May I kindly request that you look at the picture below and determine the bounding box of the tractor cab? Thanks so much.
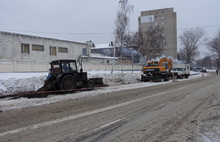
[50,60,78,74]
[147,61,159,66]
[48,60,88,81]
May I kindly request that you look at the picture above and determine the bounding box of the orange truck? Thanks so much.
[141,58,173,82]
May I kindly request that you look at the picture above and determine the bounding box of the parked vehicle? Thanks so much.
[141,58,173,82]
[171,63,190,79]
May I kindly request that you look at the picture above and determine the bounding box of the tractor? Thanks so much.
[37,59,103,94]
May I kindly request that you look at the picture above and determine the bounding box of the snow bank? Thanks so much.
[0,71,205,111]
[0,71,142,94]
[89,71,141,86]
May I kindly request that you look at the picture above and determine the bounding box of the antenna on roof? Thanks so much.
[109,41,114,47]
[92,42,95,47]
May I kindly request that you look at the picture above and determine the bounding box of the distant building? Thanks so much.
[0,31,90,61]
[138,8,177,58]
[91,44,142,64]
[91,44,114,57]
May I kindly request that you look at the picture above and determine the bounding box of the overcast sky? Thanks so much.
[0,0,220,49]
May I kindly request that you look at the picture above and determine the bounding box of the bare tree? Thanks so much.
[114,0,133,47]
[113,0,133,73]
[122,26,165,63]
[207,30,220,68]
[179,28,207,64]
[138,26,165,61]
[177,48,186,61]
[124,32,139,47]
[196,55,212,69]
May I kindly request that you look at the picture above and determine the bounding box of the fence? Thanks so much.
[0,60,142,73]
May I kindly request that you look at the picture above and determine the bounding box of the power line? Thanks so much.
[1,24,220,36]
[177,25,220,31]
[178,8,220,12]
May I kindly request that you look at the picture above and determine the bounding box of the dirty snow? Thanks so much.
[1,71,216,142]
[0,70,206,112]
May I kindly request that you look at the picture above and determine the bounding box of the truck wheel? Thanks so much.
[164,77,170,81]
[141,76,149,82]
[155,75,162,82]
[59,75,76,91]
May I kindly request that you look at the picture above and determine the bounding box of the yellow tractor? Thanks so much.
[141,58,173,82]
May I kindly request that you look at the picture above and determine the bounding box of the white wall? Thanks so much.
[0,60,142,72]
[0,32,88,61]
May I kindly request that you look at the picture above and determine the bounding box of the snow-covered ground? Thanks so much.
[0,71,206,111]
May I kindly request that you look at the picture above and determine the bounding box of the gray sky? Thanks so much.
[0,0,220,48]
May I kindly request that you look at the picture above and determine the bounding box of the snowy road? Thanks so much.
[0,72,219,142]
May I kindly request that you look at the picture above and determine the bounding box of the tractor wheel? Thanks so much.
[59,75,76,91]
[87,80,95,90]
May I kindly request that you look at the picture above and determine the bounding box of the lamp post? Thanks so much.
[111,42,115,74]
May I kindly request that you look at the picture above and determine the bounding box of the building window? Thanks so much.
[58,47,68,53]
[50,46,57,56]
[83,48,87,56]
[21,43,30,54]
[149,22,154,26]
[32,44,44,51]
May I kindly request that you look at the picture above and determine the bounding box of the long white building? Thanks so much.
[0,31,90,61]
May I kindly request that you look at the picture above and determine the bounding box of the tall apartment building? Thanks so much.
[138,8,177,59]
